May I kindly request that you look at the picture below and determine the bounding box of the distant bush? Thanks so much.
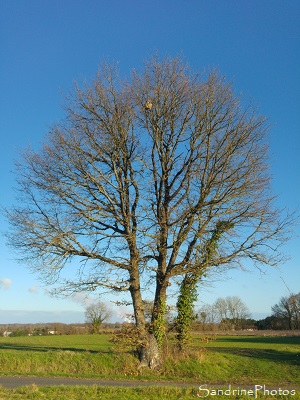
[10,329,28,337]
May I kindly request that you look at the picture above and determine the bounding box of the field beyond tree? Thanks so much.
[0,333,299,384]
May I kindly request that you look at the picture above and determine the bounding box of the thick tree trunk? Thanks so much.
[151,280,168,348]
[175,273,198,350]
[129,264,162,369]
[152,280,167,320]
[137,333,161,369]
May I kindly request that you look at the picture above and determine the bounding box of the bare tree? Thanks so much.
[85,301,111,333]
[225,296,251,328]
[6,55,293,368]
[198,303,217,327]
[214,296,250,329]
[214,297,230,321]
[272,293,300,330]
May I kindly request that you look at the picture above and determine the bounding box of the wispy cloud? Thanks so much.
[28,285,39,294]
[114,304,133,323]
[0,278,12,290]
[71,292,94,307]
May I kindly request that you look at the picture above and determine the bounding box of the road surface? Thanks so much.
[0,376,198,389]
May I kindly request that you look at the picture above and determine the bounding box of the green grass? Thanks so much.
[0,385,299,400]
[0,333,299,386]
[190,334,300,385]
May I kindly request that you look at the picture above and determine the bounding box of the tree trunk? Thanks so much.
[175,273,198,350]
[151,280,168,347]
[129,265,162,369]
[137,333,161,369]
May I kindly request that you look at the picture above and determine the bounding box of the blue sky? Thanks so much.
[0,0,299,324]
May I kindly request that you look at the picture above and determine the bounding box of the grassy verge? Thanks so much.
[0,385,299,400]
[0,334,299,385]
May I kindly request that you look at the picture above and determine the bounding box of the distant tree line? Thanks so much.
[1,292,299,338]
[0,322,121,337]
[195,292,300,331]
[195,296,254,331]
[256,292,300,330]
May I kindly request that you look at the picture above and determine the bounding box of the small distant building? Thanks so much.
[48,330,56,335]
[3,331,12,337]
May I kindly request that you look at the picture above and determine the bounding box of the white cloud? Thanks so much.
[28,285,39,294]
[71,292,94,307]
[0,278,12,290]
[114,304,133,323]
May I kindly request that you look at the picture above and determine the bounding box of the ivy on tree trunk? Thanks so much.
[175,221,234,350]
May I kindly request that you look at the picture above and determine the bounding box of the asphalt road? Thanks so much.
[0,376,198,389]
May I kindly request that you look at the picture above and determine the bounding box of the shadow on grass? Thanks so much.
[0,342,117,354]
[214,336,300,345]
[206,346,300,366]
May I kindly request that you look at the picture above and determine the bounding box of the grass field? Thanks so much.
[0,333,299,399]
[0,385,298,400]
